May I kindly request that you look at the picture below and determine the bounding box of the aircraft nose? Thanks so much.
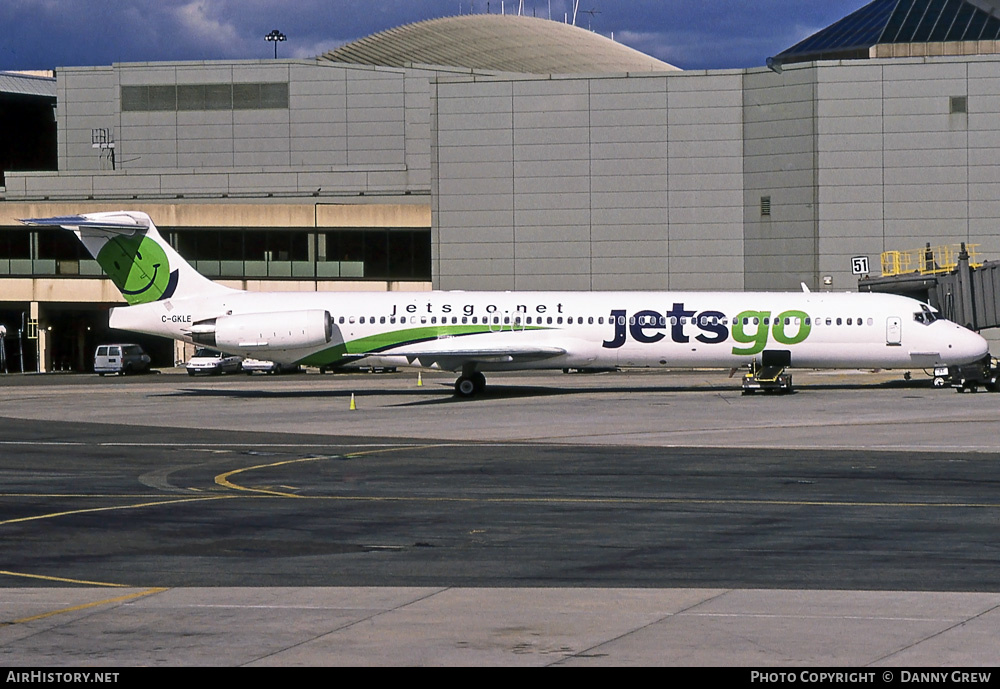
[946,325,989,364]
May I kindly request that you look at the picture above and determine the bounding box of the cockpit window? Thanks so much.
[913,304,940,325]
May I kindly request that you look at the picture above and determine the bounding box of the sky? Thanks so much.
[1,0,872,72]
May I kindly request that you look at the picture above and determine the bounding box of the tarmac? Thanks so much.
[1,368,998,666]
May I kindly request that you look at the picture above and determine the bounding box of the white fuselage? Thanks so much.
[111,289,989,372]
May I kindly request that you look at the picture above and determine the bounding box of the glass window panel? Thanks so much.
[267,261,291,278]
[292,262,314,278]
[194,260,221,277]
[219,260,244,276]
[120,85,148,111]
[220,231,243,261]
[947,3,977,40]
[177,84,205,110]
[233,83,259,109]
[340,261,364,278]
[338,232,364,263]
[882,2,913,42]
[364,230,389,279]
[260,83,289,109]
[148,85,176,110]
[912,0,947,42]
[412,230,431,280]
[158,228,428,282]
[981,15,1000,40]
[895,0,930,42]
[174,231,197,259]
[204,83,232,110]
[243,230,268,261]
[291,232,309,261]
[10,259,33,274]
[0,230,31,259]
[243,260,267,277]
[965,10,988,40]
[37,229,85,260]
[929,0,962,41]
[387,231,412,278]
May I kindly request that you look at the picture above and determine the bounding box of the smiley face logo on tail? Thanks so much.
[96,234,178,305]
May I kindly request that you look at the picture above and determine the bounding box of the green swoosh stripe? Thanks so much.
[297,324,549,367]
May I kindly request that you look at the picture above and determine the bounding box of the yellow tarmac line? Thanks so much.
[216,444,451,496]
[0,570,134,588]
[216,456,331,497]
[0,493,178,498]
[214,445,1000,508]
[1,586,167,626]
[0,495,234,526]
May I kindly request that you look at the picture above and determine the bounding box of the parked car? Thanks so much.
[185,348,243,376]
[242,358,301,375]
[94,344,151,376]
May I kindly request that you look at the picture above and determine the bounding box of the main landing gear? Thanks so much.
[454,371,487,398]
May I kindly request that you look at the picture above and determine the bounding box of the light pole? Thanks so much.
[265,29,286,59]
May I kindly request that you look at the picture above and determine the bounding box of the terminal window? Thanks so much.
[169,227,430,281]
[122,83,290,112]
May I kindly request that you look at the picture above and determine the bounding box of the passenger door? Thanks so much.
[886,317,902,346]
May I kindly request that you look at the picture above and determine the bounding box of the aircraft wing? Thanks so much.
[378,342,567,369]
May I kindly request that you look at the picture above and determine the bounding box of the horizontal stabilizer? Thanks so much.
[20,213,151,234]
[19,210,235,305]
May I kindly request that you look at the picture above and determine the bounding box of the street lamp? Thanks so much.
[265,29,286,59]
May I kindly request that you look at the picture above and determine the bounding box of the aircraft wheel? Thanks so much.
[472,371,486,392]
[455,376,477,398]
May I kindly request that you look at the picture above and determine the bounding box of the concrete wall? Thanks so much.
[434,55,1000,294]
[432,71,745,291]
[10,53,1000,299]
[743,66,818,290]
[808,58,1000,290]
[667,72,744,291]
[6,60,433,201]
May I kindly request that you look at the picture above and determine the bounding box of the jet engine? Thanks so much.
[190,310,332,350]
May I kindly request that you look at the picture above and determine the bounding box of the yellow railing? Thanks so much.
[881,244,981,277]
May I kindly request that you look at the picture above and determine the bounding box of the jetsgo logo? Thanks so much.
[96,234,178,306]
[602,303,811,356]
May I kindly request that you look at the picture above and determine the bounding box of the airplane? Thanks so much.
[20,210,991,396]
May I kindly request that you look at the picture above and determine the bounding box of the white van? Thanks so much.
[94,344,151,376]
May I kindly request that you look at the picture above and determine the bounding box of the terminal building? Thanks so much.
[3,0,1000,371]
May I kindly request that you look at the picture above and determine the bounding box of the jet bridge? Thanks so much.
[859,243,1000,391]
[859,243,1000,332]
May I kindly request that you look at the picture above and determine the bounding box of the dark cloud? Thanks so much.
[1,0,869,71]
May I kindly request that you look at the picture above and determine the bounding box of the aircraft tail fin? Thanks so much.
[20,211,236,305]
